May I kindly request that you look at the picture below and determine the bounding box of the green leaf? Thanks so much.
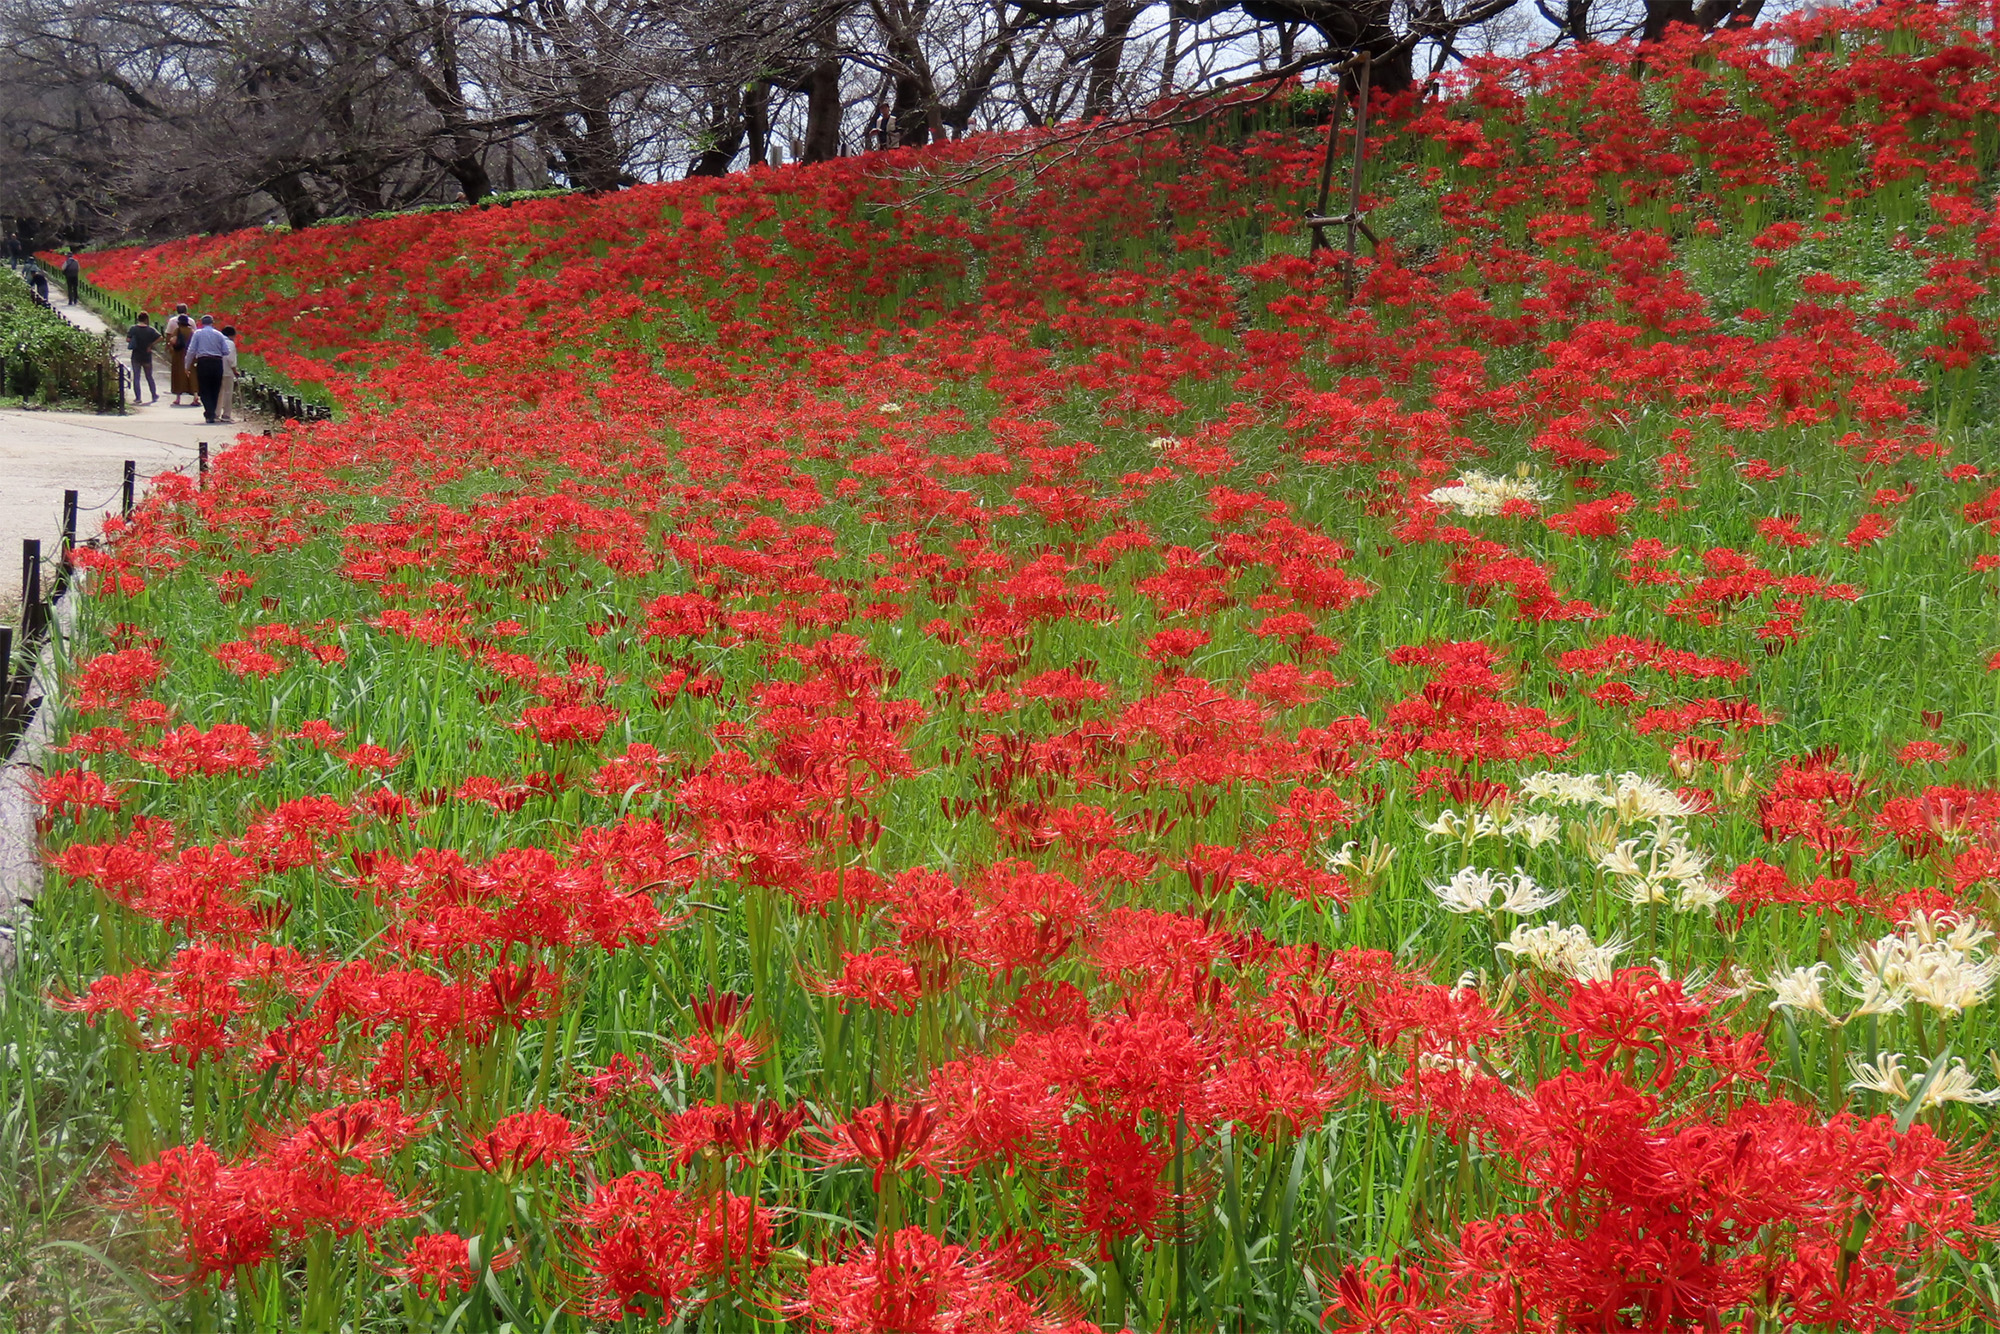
[36,1240,171,1332]
[1896,1043,1953,1134]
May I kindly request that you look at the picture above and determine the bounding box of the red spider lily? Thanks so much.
[136,724,268,779]
[1320,1260,1434,1334]
[72,647,164,713]
[815,1098,948,1191]
[572,1172,771,1319]
[788,1227,1084,1334]
[125,1117,417,1285]
[390,1232,520,1300]
[35,768,124,826]
[708,1099,810,1165]
[461,1108,584,1176]
[516,702,620,746]
[212,641,287,678]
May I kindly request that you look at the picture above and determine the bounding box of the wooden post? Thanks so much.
[123,460,136,517]
[1308,73,1350,256]
[1339,53,1374,304]
[1344,54,1372,262]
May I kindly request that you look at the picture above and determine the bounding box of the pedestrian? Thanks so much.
[167,305,196,406]
[62,250,80,304]
[2,235,17,268]
[28,267,49,303]
[218,325,240,423]
[127,311,161,404]
[185,315,230,423]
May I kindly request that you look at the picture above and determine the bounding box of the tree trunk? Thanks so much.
[389,0,494,201]
[264,170,321,228]
[746,80,771,166]
[688,87,746,176]
[801,59,844,162]
[1083,0,1141,120]
[1641,0,1696,42]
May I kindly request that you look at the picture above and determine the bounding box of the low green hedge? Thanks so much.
[1,267,117,408]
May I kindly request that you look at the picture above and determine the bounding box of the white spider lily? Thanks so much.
[1766,963,1835,1020]
[1495,922,1624,982]
[1430,867,1564,917]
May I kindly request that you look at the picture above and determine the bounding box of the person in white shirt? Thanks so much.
[183,315,229,422]
[218,325,240,423]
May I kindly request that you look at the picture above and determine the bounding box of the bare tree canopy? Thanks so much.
[0,0,1768,241]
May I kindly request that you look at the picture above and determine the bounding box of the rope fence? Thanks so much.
[0,441,238,757]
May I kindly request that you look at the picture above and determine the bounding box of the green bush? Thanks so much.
[0,268,115,406]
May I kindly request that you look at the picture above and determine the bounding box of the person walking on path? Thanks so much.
[2,235,17,268]
[185,315,229,423]
[217,325,240,423]
[167,305,195,406]
[62,251,80,304]
[127,312,161,403]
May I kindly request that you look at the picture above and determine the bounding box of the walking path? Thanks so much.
[1,281,254,571]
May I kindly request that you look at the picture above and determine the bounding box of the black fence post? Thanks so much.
[199,440,210,485]
[21,539,43,639]
[0,625,12,734]
[61,490,77,558]
[123,460,136,517]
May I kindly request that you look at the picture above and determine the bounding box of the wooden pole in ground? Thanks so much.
[1308,73,1351,256]
[1341,53,1373,301]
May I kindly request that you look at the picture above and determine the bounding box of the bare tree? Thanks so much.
[0,0,1559,240]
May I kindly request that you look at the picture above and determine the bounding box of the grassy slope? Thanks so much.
[14,4,2000,1331]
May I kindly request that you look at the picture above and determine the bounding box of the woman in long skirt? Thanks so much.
[167,307,195,406]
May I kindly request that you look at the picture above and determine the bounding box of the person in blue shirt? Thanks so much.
[184,315,231,423]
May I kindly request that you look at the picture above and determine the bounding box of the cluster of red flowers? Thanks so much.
[41,3,2000,1330]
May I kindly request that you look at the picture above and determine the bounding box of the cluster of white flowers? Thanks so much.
[1426,469,1547,517]
[1430,866,1565,917]
[1847,1052,2000,1109]
[1495,922,1626,982]
[1845,912,1999,1017]
[1518,770,1694,822]
[876,402,904,414]
[1146,435,1178,452]
[1765,912,1999,1025]
[1419,807,1562,848]
[1510,770,1723,912]
[1598,822,1725,911]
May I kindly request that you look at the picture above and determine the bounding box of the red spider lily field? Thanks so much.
[16,5,2000,1331]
